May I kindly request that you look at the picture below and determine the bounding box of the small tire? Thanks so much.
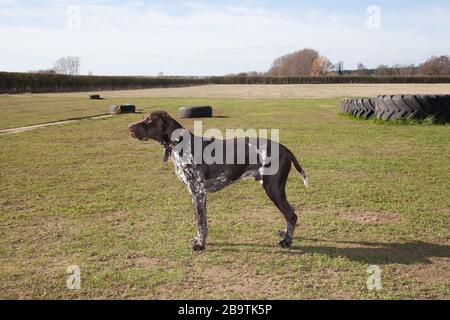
[376,95,450,121]
[111,104,136,115]
[340,98,376,119]
[178,106,213,118]
[89,94,102,100]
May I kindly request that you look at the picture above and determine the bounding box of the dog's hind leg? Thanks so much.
[263,173,298,249]
[192,193,208,251]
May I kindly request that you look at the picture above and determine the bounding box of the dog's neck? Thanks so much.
[160,124,193,163]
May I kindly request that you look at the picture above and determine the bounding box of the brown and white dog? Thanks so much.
[129,111,309,251]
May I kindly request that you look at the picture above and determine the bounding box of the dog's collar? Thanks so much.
[163,140,180,163]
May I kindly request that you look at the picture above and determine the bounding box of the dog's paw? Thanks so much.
[279,239,292,249]
[192,242,206,252]
[192,238,206,252]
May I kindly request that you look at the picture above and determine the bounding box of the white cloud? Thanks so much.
[0,2,449,75]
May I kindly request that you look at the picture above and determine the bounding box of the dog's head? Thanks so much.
[128,111,183,144]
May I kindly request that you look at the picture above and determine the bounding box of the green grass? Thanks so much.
[0,96,449,299]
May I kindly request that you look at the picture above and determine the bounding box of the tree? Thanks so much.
[53,56,81,75]
[374,64,391,76]
[356,63,369,76]
[267,48,320,76]
[311,56,333,76]
[418,56,450,75]
[390,64,416,76]
[335,61,344,75]
[398,64,416,76]
[357,63,366,70]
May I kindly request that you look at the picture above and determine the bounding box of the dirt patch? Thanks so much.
[0,114,112,135]
[393,257,450,286]
[341,211,403,225]
[241,206,281,224]
[129,253,174,269]
[188,264,284,299]
[0,120,77,134]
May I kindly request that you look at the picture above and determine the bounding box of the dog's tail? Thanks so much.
[288,150,310,188]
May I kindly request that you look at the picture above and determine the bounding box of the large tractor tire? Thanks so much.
[340,98,376,119]
[178,106,213,118]
[340,98,354,114]
[376,95,450,121]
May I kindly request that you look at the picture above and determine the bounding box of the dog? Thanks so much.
[129,111,309,251]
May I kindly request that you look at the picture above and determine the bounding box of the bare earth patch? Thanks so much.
[241,206,282,223]
[129,253,174,269]
[0,114,112,135]
[411,257,450,285]
[341,211,403,225]
[390,257,450,294]
[186,264,284,299]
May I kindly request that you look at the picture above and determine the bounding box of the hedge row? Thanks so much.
[1,72,450,93]
[0,72,206,94]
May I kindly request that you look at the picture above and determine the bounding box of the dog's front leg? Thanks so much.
[192,193,207,251]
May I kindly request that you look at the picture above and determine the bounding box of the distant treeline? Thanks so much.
[236,48,450,78]
[1,72,450,94]
[207,76,450,84]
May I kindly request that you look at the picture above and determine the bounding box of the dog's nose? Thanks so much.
[128,125,134,130]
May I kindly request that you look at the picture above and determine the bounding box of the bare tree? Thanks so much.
[418,56,450,75]
[356,63,370,76]
[267,48,320,76]
[54,56,81,75]
[390,64,416,76]
[374,64,391,76]
[399,64,416,76]
[311,56,333,76]
[335,61,344,75]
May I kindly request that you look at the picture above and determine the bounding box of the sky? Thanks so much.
[1,0,449,76]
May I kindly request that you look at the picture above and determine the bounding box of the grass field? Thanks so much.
[0,89,449,299]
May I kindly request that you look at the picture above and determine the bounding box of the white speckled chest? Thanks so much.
[171,152,205,195]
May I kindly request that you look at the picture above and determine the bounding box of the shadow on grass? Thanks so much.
[338,112,450,125]
[209,239,450,265]
[178,116,230,119]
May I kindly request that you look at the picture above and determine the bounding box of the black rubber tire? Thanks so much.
[376,95,450,121]
[89,94,102,100]
[110,104,136,115]
[340,98,376,119]
[340,98,354,114]
[178,106,213,118]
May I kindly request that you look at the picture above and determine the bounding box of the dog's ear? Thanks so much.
[156,112,181,144]
[161,113,183,134]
